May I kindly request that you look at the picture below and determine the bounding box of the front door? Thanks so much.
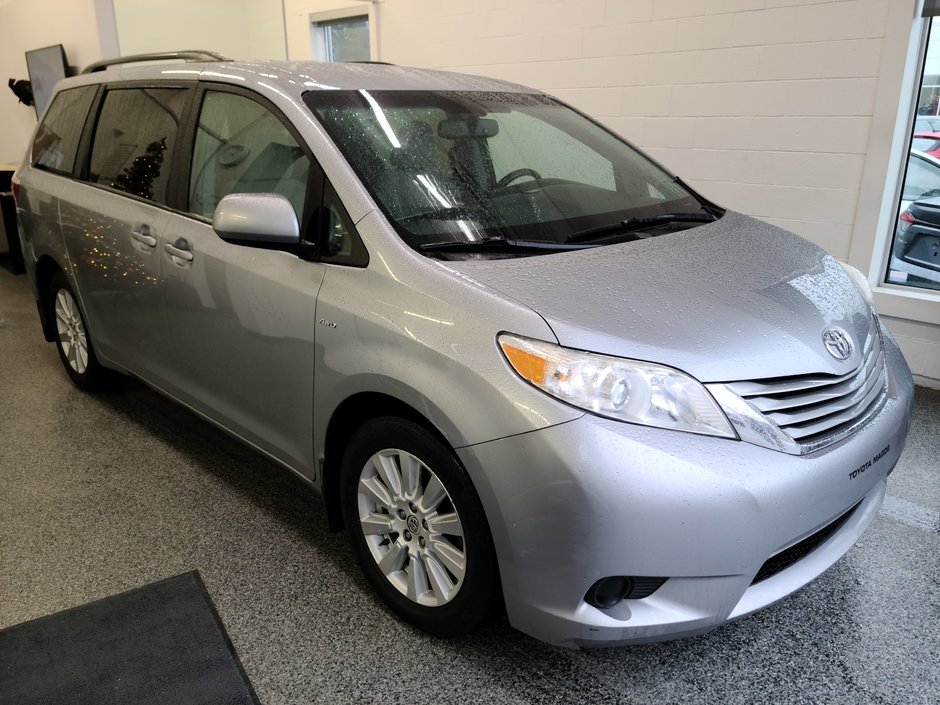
[159,87,325,475]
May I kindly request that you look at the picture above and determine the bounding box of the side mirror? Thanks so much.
[212,193,300,246]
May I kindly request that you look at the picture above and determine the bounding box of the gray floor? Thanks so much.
[1,266,938,705]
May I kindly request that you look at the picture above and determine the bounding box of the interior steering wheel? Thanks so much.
[495,168,542,189]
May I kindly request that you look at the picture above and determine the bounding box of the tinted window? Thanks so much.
[32,86,96,174]
[189,91,310,221]
[88,87,189,203]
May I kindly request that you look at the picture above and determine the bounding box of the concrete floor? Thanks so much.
[1,266,938,705]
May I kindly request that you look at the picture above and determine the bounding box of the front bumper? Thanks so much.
[457,331,914,648]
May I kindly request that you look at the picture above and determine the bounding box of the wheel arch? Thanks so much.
[35,255,65,342]
[321,392,456,532]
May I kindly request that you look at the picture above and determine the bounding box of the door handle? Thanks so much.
[131,225,156,248]
[165,238,194,263]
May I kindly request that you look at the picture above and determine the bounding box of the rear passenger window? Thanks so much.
[189,91,310,221]
[88,87,189,204]
[32,86,97,174]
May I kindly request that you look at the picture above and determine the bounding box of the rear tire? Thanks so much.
[48,271,114,391]
[340,417,500,637]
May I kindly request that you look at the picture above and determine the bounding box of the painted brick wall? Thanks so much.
[369,0,891,260]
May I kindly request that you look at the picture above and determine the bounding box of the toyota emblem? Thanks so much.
[822,328,853,361]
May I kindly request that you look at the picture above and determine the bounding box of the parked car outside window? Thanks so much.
[888,149,940,290]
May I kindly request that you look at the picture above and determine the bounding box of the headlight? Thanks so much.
[839,262,873,304]
[498,334,736,439]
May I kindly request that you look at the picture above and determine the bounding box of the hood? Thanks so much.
[444,211,873,383]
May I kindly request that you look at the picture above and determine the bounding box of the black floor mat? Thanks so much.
[0,571,260,704]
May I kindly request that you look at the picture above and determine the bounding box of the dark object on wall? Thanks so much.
[0,169,24,275]
[25,44,70,118]
[7,78,34,106]
[0,571,261,705]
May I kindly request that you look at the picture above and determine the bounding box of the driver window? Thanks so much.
[189,91,310,221]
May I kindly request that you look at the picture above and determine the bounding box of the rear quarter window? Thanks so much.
[32,86,97,175]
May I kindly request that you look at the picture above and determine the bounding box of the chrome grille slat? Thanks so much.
[746,355,874,412]
[728,332,875,398]
[722,319,888,452]
[763,354,884,425]
[726,370,855,397]
[783,374,885,440]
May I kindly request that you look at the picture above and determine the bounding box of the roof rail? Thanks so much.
[81,50,231,74]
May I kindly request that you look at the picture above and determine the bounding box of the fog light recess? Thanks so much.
[585,576,668,609]
[585,576,632,609]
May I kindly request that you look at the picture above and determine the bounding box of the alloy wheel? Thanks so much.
[54,288,89,374]
[356,448,466,607]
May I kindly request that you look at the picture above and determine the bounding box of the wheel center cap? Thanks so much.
[406,515,420,533]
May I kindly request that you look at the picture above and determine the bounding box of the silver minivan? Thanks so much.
[13,53,914,647]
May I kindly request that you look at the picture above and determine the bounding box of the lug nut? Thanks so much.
[404,530,413,541]
[409,502,418,513]
[418,536,426,548]
[397,509,406,519]
[422,518,428,530]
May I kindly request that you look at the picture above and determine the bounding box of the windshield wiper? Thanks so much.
[419,237,597,253]
[566,211,718,244]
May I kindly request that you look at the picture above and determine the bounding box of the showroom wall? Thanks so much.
[0,0,285,167]
[0,0,115,168]
[111,0,286,63]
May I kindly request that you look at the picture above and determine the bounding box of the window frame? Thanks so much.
[31,85,101,178]
[182,85,317,225]
[75,80,198,210]
[308,5,375,63]
[82,83,196,207]
[320,15,370,63]
[179,83,322,243]
[849,0,940,325]
[177,82,368,266]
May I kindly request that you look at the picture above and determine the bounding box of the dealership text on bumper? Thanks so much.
[850,444,890,480]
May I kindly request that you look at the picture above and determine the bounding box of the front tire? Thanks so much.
[340,417,499,637]
[48,271,113,391]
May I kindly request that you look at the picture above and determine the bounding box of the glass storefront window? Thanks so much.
[889,18,940,293]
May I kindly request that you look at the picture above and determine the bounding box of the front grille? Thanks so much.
[725,321,887,450]
[751,502,859,585]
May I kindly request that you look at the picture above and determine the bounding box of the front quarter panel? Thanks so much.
[313,211,583,459]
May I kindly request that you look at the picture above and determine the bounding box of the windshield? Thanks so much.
[305,90,710,256]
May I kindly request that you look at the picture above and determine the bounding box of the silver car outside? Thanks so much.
[13,58,914,648]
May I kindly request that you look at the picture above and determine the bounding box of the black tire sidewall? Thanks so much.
[340,417,499,637]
